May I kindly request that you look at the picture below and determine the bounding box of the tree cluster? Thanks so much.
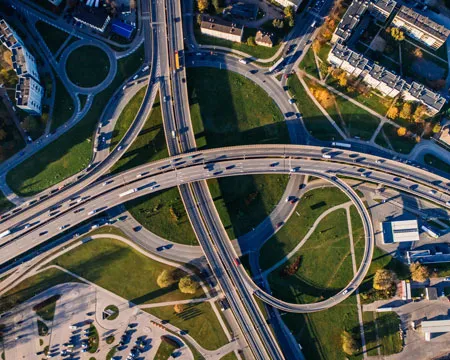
[315,0,344,44]
[179,276,199,294]
[280,256,302,277]
[410,262,430,282]
[157,270,200,295]
[390,27,405,41]
[310,86,335,109]
[387,101,428,124]
[373,269,395,291]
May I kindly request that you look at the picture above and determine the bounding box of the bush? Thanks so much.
[178,276,199,294]
[410,262,430,282]
[341,331,359,355]
[373,269,395,291]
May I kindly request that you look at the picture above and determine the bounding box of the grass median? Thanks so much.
[259,186,350,270]
[35,21,68,55]
[49,237,203,303]
[110,91,168,174]
[0,192,13,215]
[109,85,147,149]
[66,45,111,88]
[7,46,144,196]
[145,302,229,351]
[208,174,289,240]
[126,188,198,246]
[424,153,450,175]
[51,76,74,131]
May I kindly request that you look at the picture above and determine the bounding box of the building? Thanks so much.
[390,220,420,242]
[407,248,450,264]
[0,19,23,50]
[328,43,446,114]
[421,319,450,341]
[73,6,111,33]
[200,16,243,43]
[392,5,450,49]
[111,19,134,40]
[15,76,44,115]
[436,120,450,147]
[272,0,302,10]
[332,0,370,43]
[11,46,40,82]
[255,30,275,47]
[369,0,396,22]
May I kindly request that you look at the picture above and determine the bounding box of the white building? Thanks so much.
[392,5,450,49]
[273,0,302,10]
[15,77,44,115]
[200,16,243,43]
[421,320,450,341]
[11,46,40,82]
[0,19,23,50]
[388,220,420,243]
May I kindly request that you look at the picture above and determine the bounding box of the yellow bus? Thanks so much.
[174,51,180,70]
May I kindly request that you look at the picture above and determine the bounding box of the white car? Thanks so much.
[132,74,138,80]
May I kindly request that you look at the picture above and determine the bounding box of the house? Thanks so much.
[15,77,44,115]
[392,5,450,49]
[255,30,275,48]
[73,6,111,33]
[369,0,396,22]
[332,0,370,44]
[200,16,243,43]
[327,43,370,77]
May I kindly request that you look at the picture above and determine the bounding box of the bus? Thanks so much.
[421,225,439,239]
[331,141,351,149]
[174,51,180,71]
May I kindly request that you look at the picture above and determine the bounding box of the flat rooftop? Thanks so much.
[335,0,370,42]
[391,219,420,242]
[422,319,450,333]
[201,15,243,37]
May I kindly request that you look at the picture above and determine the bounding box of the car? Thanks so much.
[342,289,348,295]
[142,65,149,72]
[132,74,138,80]
[429,189,437,195]
[133,226,142,232]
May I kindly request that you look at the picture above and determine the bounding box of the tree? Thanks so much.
[410,262,430,282]
[0,129,6,141]
[387,106,399,120]
[338,72,347,87]
[174,304,185,313]
[432,123,442,133]
[399,103,412,120]
[197,0,209,13]
[212,0,220,12]
[247,36,256,46]
[312,40,321,54]
[311,87,334,108]
[397,126,407,136]
[289,18,295,27]
[272,19,284,29]
[284,5,294,19]
[390,27,405,41]
[413,104,427,123]
[413,48,423,58]
[157,270,176,288]
[178,276,199,294]
[373,269,395,291]
[341,331,359,355]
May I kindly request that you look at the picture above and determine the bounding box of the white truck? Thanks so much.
[0,230,11,239]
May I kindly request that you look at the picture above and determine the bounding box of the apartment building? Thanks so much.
[200,16,243,43]
[369,0,396,22]
[15,76,44,115]
[332,0,370,43]
[0,19,23,50]
[328,43,446,113]
[11,46,40,82]
[392,5,450,49]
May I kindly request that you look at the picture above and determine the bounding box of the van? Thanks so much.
[142,65,149,72]
[239,59,248,65]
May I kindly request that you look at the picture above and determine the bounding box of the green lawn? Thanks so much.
[110,92,168,174]
[220,353,238,360]
[51,76,74,131]
[288,75,342,141]
[299,48,319,77]
[33,294,60,321]
[188,67,289,149]
[66,46,111,88]
[110,86,147,149]
[125,188,198,246]
[207,175,289,239]
[0,101,25,164]
[49,238,203,303]
[424,153,450,175]
[6,46,144,196]
[194,28,280,60]
[145,302,229,350]
[35,21,68,55]
[0,192,13,214]
[283,296,362,360]
[259,187,350,270]
[268,209,354,304]
[155,340,178,360]
[375,123,416,154]
[0,268,82,314]
[363,312,402,355]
